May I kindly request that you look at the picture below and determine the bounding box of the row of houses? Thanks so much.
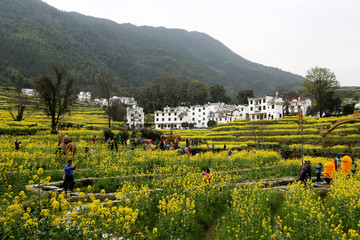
[154,93,312,129]
[21,89,311,129]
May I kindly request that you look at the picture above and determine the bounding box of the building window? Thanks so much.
[192,108,195,110]
[263,99,266,103]
[250,100,253,104]
[192,118,195,121]
[180,118,183,121]
[199,109,201,112]
[156,118,158,121]
[174,118,177,121]
[203,118,205,120]
[162,113,164,116]
[250,107,253,111]
[203,112,205,115]
[168,118,171,121]
[272,105,275,109]
[162,118,164,121]
[263,106,266,110]
[268,114,271,118]
[257,115,259,119]
[156,113,159,116]
[279,113,282,118]
[175,113,177,115]
[193,112,195,115]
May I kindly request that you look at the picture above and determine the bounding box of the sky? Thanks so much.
[42,0,360,87]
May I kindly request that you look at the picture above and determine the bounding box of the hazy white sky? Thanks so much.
[42,0,360,86]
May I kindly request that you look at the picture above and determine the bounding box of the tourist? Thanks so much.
[84,147,90,158]
[224,144,226,149]
[63,160,77,193]
[184,146,189,154]
[14,139,21,151]
[228,150,232,157]
[212,143,214,149]
[129,147,135,157]
[335,155,342,171]
[90,146,95,155]
[299,165,308,185]
[314,163,322,183]
[203,168,212,182]
[207,144,209,150]
[93,134,97,145]
[114,140,118,152]
[177,148,182,156]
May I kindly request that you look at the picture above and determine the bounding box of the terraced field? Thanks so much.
[2,86,360,239]
[171,115,360,156]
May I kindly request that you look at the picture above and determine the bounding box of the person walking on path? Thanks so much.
[63,160,77,193]
[314,163,322,183]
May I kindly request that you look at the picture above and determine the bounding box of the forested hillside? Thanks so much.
[0,0,303,97]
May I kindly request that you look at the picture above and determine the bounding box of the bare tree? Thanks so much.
[35,65,76,132]
[96,72,116,128]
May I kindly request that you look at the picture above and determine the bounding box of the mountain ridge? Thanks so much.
[0,0,304,96]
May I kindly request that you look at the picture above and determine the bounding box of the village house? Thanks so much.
[21,88,38,97]
[248,93,284,120]
[77,91,91,102]
[126,105,144,129]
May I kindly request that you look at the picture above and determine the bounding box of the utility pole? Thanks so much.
[298,109,304,166]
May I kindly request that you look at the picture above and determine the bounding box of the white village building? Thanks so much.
[155,106,189,129]
[93,96,137,107]
[154,103,249,129]
[77,91,91,102]
[21,88,38,97]
[111,96,137,106]
[126,105,144,129]
[287,97,312,115]
[248,93,284,120]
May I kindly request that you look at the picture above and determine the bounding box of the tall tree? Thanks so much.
[303,67,339,117]
[96,72,116,128]
[237,89,254,104]
[34,65,75,131]
[209,84,231,103]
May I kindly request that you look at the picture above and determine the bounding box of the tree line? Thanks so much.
[5,64,359,133]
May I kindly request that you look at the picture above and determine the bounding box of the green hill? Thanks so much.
[0,0,304,96]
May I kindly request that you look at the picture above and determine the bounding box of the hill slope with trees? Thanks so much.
[0,0,304,97]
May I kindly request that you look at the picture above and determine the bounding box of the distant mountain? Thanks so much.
[0,0,304,96]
